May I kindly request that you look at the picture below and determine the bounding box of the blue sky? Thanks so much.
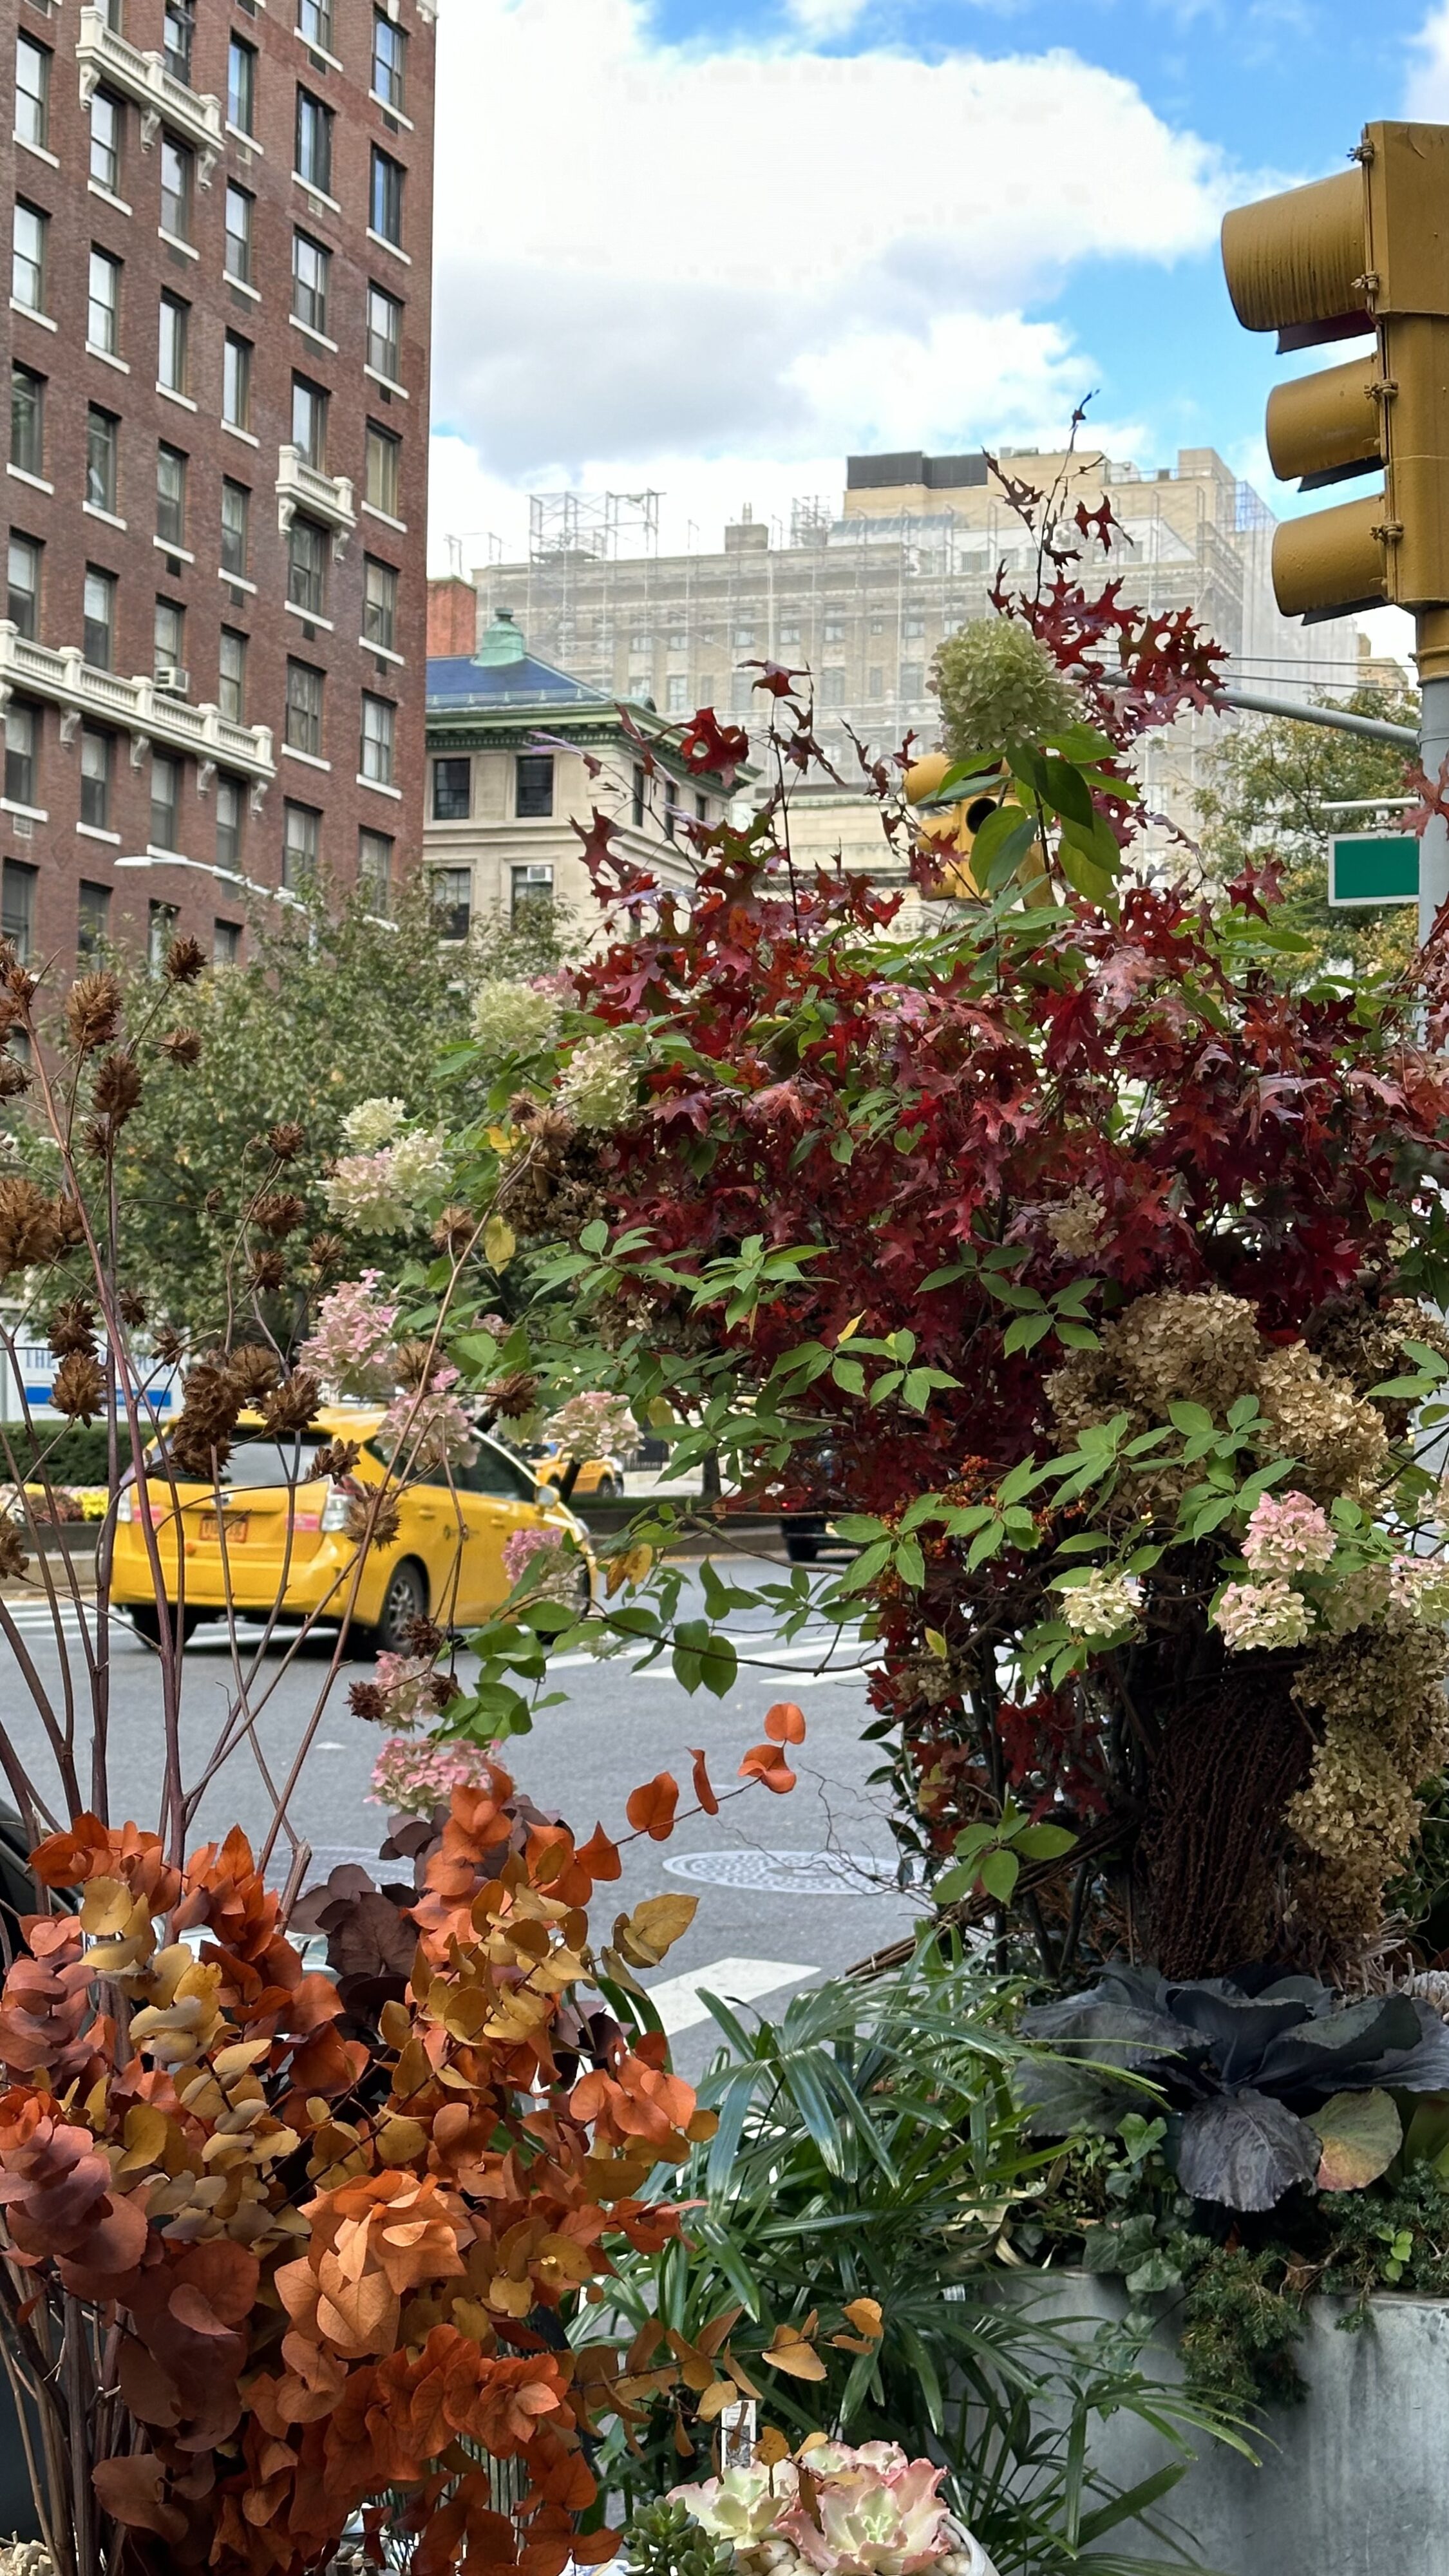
[427,0,1449,569]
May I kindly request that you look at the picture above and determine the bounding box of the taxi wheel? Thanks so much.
[594,1473,620,1498]
[375,1559,428,1658]
[129,1604,203,1649]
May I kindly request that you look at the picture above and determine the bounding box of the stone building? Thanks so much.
[424,604,725,946]
[455,446,1370,868]
[2,0,435,974]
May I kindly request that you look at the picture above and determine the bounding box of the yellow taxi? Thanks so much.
[529,1445,625,1499]
[108,1405,591,1653]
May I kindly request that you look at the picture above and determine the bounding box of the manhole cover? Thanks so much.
[664,1848,898,1897]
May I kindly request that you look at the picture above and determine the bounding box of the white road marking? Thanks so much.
[642,1953,815,2036]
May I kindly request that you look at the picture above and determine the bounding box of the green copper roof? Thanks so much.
[475,607,527,667]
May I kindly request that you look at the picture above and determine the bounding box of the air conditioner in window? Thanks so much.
[155,668,190,697]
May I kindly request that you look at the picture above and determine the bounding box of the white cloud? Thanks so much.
[428,0,1235,565]
[1405,2,1449,111]
[786,0,871,33]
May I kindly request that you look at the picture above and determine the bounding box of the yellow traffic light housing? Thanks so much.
[1222,124,1449,621]
[904,759,1046,903]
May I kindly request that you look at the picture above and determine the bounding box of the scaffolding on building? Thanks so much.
[529,490,661,564]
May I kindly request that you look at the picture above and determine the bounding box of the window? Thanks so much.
[298,0,333,46]
[160,137,193,242]
[149,900,179,968]
[370,147,404,246]
[372,12,408,109]
[4,710,37,812]
[15,36,50,151]
[158,294,189,395]
[154,598,185,687]
[698,673,715,704]
[227,39,256,135]
[695,791,709,822]
[296,90,333,194]
[6,537,39,640]
[162,2,193,84]
[156,443,187,549]
[363,556,397,652]
[662,781,677,842]
[223,334,252,431]
[79,728,111,831]
[220,480,250,578]
[360,694,395,785]
[511,862,554,927]
[287,515,328,616]
[218,628,247,722]
[291,375,328,467]
[86,409,118,515]
[291,231,330,336]
[903,614,925,639]
[431,867,471,942]
[432,757,470,821]
[900,661,924,701]
[214,918,241,966]
[733,625,754,649]
[632,764,645,829]
[867,667,884,699]
[149,754,180,853]
[285,659,323,757]
[90,93,122,194]
[83,568,115,669]
[13,204,47,314]
[216,774,243,868]
[3,858,36,958]
[282,800,319,890]
[365,423,401,517]
[668,629,688,651]
[10,366,43,478]
[78,882,111,961]
[629,630,650,653]
[366,283,402,382]
[515,754,554,820]
[359,828,393,911]
[820,668,846,708]
[87,250,121,355]
[223,184,253,283]
[870,618,885,637]
[779,622,799,647]
[730,672,753,715]
[665,674,688,715]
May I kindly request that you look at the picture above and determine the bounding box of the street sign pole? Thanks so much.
[1418,612,1449,945]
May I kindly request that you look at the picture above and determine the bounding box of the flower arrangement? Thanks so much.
[670,2443,997,2576]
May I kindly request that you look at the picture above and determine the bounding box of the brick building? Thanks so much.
[2,0,435,976]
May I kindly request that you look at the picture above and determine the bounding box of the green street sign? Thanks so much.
[1329,833,1420,909]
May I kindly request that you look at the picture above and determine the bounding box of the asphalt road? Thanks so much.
[0,1559,921,2076]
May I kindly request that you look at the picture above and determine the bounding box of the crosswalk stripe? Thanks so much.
[642,1954,815,2038]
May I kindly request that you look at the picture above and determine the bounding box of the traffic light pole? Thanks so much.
[1419,614,1449,945]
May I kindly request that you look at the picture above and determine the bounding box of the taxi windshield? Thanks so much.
[149,1435,332,1492]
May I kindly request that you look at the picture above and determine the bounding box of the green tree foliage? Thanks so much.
[1195,683,1420,974]
[12,881,571,1333]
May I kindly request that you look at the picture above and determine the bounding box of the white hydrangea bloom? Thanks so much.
[557,1030,638,1132]
[470,978,560,1059]
[1059,1569,1139,1646]
[341,1096,406,1152]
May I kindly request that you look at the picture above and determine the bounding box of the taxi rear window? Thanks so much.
[207,1437,330,1491]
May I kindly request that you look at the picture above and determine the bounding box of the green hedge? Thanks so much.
[0,1423,117,1487]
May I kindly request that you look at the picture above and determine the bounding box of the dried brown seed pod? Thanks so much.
[50,1352,106,1423]
[486,1369,539,1423]
[393,1338,441,1392]
[163,934,207,985]
[0,1180,62,1276]
[53,1197,87,1252]
[261,1370,320,1437]
[0,1057,30,1100]
[312,1439,361,1482]
[348,1681,388,1725]
[346,1493,401,1549]
[401,1615,445,1660]
[161,1028,202,1069]
[432,1205,476,1256]
[49,1299,99,1360]
[251,1192,307,1240]
[227,1344,280,1404]
[0,1519,29,1581]
[64,971,122,1056]
[248,1250,287,1291]
[93,1053,142,1126]
[153,1325,185,1367]
[267,1122,306,1163]
[307,1232,347,1276]
[118,1290,147,1328]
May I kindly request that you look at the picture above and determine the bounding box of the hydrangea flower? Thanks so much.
[1388,1551,1449,1624]
[470,978,561,1060]
[324,1128,450,1236]
[1058,1569,1139,1647]
[379,1368,479,1473]
[932,617,1079,756]
[370,1736,498,1815]
[502,1523,579,1604]
[557,1030,637,1132]
[299,1271,399,1400]
[1213,1577,1313,1653]
[341,1097,406,1152]
[1242,1490,1335,1577]
[544,1391,636,1459]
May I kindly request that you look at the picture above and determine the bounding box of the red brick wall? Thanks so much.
[427,576,477,660]
[1,0,435,970]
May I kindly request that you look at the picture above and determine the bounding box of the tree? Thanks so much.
[1196,683,1420,975]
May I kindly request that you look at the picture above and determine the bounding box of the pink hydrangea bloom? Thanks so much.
[1242,1490,1334,1577]
[1213,1577,1313,1653]
[502,1523,580,1604]
[379,1367,479,1473]
[543,1391,636,1459]
[299,1271,399,1401]
[1389,1552,1449,1622]
[370,1736,498,1815]
[372,1651,437,1729]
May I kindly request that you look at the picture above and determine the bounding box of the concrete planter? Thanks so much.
[1005,2269,1449,2575]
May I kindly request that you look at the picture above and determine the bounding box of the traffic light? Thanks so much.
[905,753,1007,898]
[1222,124,1449,623]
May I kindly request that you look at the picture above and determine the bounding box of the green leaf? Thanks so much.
[969,802,1037,887]
[1054,1320,1100,1350]
[1039,755,1097,833]
[894,1538,926,1589]
[1015,1823,1077,1861]
[1003,1312,1053,1356]
[977,1849,1019,1902]
[1309,2088,1403,2192]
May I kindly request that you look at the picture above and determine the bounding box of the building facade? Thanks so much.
[2,0,435,975]
[425,606,721,945]
[459,448,1372,863]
